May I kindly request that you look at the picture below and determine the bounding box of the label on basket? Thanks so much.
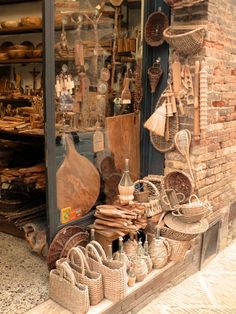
[60,206,83,224]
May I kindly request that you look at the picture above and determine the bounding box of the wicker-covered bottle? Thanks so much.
[123,233,139,259]
[144,234,153,273]
[113,237,130,271]
[148,227,171,269]
[133,239,148,282]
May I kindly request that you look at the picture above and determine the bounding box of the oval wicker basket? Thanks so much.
[164,0,205,9]
[163,25,206,55]
[144,11,169,47]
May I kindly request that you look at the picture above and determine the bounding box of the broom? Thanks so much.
[144,100,167,137]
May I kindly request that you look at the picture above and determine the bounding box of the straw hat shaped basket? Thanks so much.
[85,240,127,302]
[163,24,206,55]
[145,10,169,47]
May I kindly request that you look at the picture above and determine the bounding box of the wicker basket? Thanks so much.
[148,63,163,94]
[145,11,169,47]
[164,171,194,202]
[85,241,127,303]
[158,213,197,241]
[134,179,162,217]
[163,25,206,55]
[167,238,191,261]
[165,0,205,9]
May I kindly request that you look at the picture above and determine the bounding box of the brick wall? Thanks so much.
[165,0,236,249]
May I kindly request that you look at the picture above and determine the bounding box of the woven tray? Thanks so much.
[150,112,179,152]
[163,25,206,56]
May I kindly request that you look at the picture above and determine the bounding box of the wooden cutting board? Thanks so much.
[56,134,100,215]
[105,112,140,180]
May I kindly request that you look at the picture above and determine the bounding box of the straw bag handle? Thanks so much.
[134,179,160,198]
[90,240,107,261]
[67,247,86,276]
[189,194,200,204]
[57,261,76,286]
[162,238,171,257]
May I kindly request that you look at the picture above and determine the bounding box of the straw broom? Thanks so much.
[144,101,167,137]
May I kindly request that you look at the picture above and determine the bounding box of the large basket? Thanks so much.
[158,213,197,241]
[163,25,206,55]
[144,11,169,47]
[164,171,194,202]
[164,0,205,9]
[167,238,191,261]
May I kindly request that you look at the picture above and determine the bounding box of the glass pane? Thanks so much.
[54,0,143,226]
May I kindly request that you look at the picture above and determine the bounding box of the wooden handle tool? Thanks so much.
[172,53,182,94]
[194,61,200,142]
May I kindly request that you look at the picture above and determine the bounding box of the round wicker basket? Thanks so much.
[144,11,169,47]
[163,25,206,55]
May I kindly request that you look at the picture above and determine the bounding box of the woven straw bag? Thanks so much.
[66,247,104,305]
[85,241,127,302]
[50,261,89,314]
[167,238,191,261]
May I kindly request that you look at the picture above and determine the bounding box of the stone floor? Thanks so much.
[0,232,49,314]
[1,231,236,314]
[138,239,236,314]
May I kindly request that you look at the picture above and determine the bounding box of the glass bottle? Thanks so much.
[118,158,134,205]
[90,228,95,241]
[107,244,113,261]
[144,234,153,273]
[128,262,136,287]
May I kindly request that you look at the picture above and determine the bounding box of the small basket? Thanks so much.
[163,25,206,55]
[144,10,169,47]
[134,179,162,217]
[164,0,205,9]
[147,60,163,94]
[164,171,194,202]
[177,212,206,223]
[167,238,191,261]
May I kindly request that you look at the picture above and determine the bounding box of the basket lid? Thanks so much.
[164,213,209,234]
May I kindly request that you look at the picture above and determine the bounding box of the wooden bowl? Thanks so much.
[32,49,42,58]
[0,52,8,61]
[8,49,26,59]
[1,20,19,28]
[21,16,42,27]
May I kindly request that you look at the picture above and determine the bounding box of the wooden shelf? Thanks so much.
[0,129,44,144]
[0,97,32,105]
[0,24,77,36]
[0,58,42,64]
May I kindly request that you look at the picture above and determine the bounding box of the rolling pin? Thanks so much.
[194,61,200,142]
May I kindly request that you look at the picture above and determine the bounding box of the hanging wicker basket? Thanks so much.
[144,11,169,47]
[147,62,163,94]
[163,25,206,55]
[164,0,205,9]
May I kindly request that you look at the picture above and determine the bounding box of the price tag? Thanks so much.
[60,206,83,225]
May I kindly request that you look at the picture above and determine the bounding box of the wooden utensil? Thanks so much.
[56,134,100,215]
[194,61,200,142]
[172,52,182,94]
[174,129,194,181]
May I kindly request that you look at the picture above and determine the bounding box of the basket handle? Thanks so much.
[90,240,107,261]
[67,247,86,276]
[189,194,200,204]
[162,194,171,206]
[57,260,76,286]
[172,209,183,217]
[176,192,185,203]
[85,243,103,264]
[162,238,171,257]
[134,179,160,198]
